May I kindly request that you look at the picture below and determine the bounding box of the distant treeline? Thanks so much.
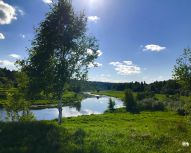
[0,68,18,88]
[0,68,188,95]
[69,80,183,95]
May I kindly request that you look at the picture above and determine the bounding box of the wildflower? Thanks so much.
[182,141,189,147]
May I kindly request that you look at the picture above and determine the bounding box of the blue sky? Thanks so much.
[0,0,191,83]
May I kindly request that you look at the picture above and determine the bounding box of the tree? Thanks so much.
[173,48,191,94]
[20,0,99,124]
[108,98,115,111]
[124,89,137,112]
[5,89,35,121]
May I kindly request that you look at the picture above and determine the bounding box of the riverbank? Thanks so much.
[0,111,190,153]
[92,90,191,102]
[0,91,88,109]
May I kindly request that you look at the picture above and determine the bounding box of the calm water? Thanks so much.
[0,96,124,121]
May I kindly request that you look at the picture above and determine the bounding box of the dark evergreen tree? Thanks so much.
[124,89,137,112]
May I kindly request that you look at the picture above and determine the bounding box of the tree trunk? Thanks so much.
[58,97,62,124]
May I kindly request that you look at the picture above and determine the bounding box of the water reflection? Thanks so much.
[0,96,124,121]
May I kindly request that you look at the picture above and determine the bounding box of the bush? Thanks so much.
[4,90,35,121]
[153,101,165,111]
[124,89,137,113]
[138,98,165,111]
[136,91,154,101]
[177,108,189,116]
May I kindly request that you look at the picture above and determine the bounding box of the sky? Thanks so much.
[0,0,191,83]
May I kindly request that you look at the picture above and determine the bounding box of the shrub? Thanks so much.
[4,90,35,121]
[177,108,189,116]
[136,91,154,101]
[153,101,165,111]
[124,89,137,113]
[138,98,165,111]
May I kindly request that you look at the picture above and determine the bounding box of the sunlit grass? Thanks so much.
[0,111,190,153]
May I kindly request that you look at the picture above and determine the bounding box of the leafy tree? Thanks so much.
[5,89,35,121]
[124,89,137,113]
[173,48,191,93]
[20,0,99,124]
[108,98,115,111]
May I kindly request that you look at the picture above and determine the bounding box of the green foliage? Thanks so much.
[136,91,154,101]
[124,89,137,113]
[108,98,115,111]
[0,68,17,88]
[97,90,191,113]
[173,48,191,93]
[4,90,35,121]
[21,0,99,99]
[0,111,191,153]
[176,102,191,116]
[137,98,165,111]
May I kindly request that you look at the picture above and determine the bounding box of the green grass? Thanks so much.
[94,90,126,100]
[95,90,191,102]
[0,111,190,153]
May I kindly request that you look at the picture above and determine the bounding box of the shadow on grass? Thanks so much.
[0,122,102,153]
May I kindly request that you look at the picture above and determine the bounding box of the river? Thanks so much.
[0,96,124,121]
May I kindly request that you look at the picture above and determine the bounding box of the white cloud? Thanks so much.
[87,49,103,57]
[9,54,21,59]
[88,16,100,23]
[110,60,141,75]
[109,62,121,66]
[96,50,103,57]
[15,6,25,16]
[143,44,166,52]
[42,0,53,4]
[0,1,17,24]
[0,60,16,70]
[88,62,102,68]
[0,33,5,39]
[123,61,133,65]
[20,34,25,39]
[18,9,24,16]
[87,49,93,55]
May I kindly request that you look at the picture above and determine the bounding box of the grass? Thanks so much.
[0,111,190,153]
[95,90,191,102]
[94,90,126,100]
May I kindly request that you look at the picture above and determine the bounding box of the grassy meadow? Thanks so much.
[0,111,190,153]
[94,90,191,102]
